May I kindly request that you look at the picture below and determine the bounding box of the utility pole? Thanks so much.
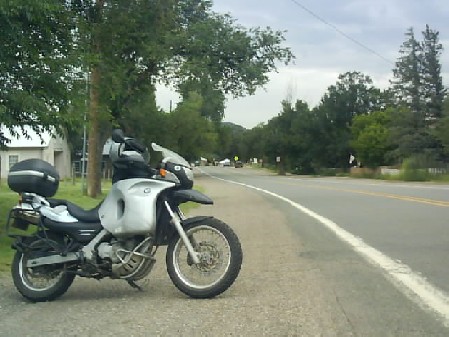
[81,71,89,195]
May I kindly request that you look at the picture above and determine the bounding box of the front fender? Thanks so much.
[172,190,213,205]
[155,216,212,246]
[182,216,213,227]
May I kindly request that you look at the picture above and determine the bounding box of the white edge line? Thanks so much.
[201,170,449,327]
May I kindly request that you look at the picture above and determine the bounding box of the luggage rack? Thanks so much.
[5,206,40,236]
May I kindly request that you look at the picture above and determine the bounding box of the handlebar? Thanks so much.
[112,129,146,154]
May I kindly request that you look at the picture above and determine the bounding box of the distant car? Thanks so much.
[234,160,243,168]
[219,158,231,166]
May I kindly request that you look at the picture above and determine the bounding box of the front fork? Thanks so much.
[164,201,200,264]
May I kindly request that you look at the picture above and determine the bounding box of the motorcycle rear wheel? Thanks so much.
[166,217,242,298]
[11,235,76,302]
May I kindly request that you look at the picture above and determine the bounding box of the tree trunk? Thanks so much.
[86,0,106,198]
[87,65,101,197]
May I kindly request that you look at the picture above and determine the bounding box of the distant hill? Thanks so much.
[221,122,247,132]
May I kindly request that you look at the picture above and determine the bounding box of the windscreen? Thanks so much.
[151,143,190,168]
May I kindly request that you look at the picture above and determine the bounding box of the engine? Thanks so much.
[96,237,155,280]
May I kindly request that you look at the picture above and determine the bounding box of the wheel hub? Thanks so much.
[196,242,220,272]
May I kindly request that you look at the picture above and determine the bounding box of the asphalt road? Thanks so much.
[1,167,449,336]
[200,165,449,335]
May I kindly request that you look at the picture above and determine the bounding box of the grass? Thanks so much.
[0,179,202,274]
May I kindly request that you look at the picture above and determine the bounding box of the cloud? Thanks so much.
[156,0,449,129]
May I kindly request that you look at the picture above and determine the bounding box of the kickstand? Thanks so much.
[127,280,143,291]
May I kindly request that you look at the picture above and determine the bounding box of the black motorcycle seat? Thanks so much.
[43,217,103,243]
[48,199,102,223]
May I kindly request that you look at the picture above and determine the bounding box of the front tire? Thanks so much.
[11,235,76,302]
[166,217,243,298]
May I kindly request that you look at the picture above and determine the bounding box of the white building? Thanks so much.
[0,126,71,179]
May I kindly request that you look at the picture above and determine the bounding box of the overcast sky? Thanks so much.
[156,0,449,129]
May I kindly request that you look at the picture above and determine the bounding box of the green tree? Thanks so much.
[76,0,179,196]
[314,72,382,168]
[225,123,248,162]
[391,27,423,118]
[289,100,327,173]
[0,1,82,143]
[166,92,217,161]
[116,85,170,148]
[76,0,294,196]
[389,25,445,164]
[215,124,232,161]
[351,110,391,168]
[433,97,449,159]
[179,80,225,122]
[170,4,294,121]
[421,24,446,121]
[387,106,439,163]
[243,123,267,164]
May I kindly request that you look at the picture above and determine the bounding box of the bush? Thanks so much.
[399,157,430,181]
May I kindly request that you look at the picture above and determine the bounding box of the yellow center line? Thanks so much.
[280,180,449,207]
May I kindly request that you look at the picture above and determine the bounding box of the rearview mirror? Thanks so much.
[111,129,125,143]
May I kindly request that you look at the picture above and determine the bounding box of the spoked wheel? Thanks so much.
[11,235,76,302]
[166,217,242,298]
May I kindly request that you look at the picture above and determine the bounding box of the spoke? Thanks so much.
[174,225,231,289]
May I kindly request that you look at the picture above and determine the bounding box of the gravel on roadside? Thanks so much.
[0,172,354,337]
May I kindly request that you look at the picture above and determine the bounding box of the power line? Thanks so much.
[289,0,394,65]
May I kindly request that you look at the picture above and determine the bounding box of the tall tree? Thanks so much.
[166,91,217,161]
[389,25,445,164]
[70,0,179,196]
[391,27,423,124]
[170,4,294,121]
[315,72,382,168]
[421,24,445,121]
[77,0,293,197]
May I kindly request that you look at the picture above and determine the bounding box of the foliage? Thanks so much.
[171,9,294,95]
[77,0,293,196]
[173,2,294,123]
[421,25,446,121]
[165,92,217,161]
[319,72,384,127]
[242,124,267,164]
[0,1,83,143]
[351,110,392,168]
[391,27,423,115]
[116,85,170,149]
[388,25,445,164]
[399,157,431,181]
[387,106,439,162]
[311,72,385,169]
[433,97,449,159]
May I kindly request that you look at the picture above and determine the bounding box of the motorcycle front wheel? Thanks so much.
[11,235,76,302]
[166,217,242,298]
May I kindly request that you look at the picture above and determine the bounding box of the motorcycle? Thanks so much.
[4,129,242,302]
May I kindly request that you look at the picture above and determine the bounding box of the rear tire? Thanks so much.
[11,235,76,302]
[166,217,242,298]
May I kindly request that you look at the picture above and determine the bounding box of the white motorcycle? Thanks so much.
[5,129,242,302]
